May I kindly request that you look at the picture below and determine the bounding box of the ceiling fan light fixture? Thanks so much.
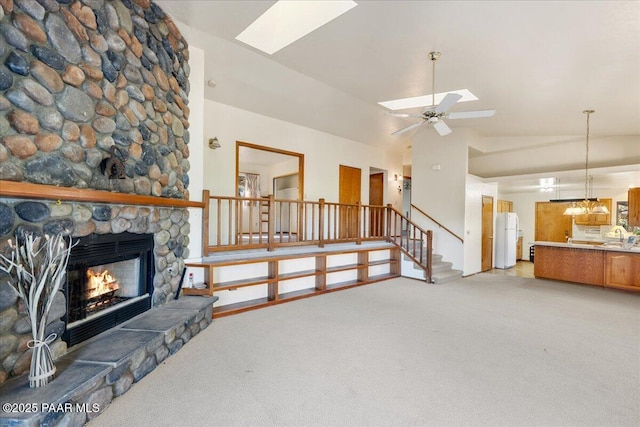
[388,51,496,136]
[428,51,441,61]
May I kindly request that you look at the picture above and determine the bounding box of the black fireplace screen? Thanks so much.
[66,257,141,323]
[63,232,154,347]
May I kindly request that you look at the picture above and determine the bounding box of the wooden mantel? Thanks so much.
[0,180,205,208]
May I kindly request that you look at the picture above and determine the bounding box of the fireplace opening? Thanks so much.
[66,257,142,323]
[63,232,154,347]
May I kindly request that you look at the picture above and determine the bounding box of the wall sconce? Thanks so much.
[394,174,399,181]
[208,137,221,149]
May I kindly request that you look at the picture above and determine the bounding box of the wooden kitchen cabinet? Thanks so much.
[604,252,640,291]
[516,236,523,260]
[535,202,573,242]
[629,188,640,227]
[574,198,613,225]
[497,200,513,213]
[534,245,604,286]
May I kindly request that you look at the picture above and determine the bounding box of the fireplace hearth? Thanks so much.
[63,232,154,347]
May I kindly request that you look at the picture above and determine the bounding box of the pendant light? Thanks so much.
[563,110,609,216]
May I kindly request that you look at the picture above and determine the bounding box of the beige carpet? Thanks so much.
[89,274,640,427]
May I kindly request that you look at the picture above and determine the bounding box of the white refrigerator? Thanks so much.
[495,212,519,269]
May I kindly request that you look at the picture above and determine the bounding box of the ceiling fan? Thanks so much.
[390,51,496,136]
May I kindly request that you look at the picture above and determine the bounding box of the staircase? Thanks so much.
[399,238,462,284]
[394,204,464,284]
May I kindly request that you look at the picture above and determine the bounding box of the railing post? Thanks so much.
[426,230,433,283]
[386,204,393,242]
[356,201,362,245]
[202,190,210,256]
[318,198,325,248]
[267,194,275,252]
[236,198,241,245]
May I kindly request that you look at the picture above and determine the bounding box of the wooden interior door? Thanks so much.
[497,200,513,213]
[535,202,572,242]
[481,195,494,271]
[339,165,361,238]
[369,172,384,236]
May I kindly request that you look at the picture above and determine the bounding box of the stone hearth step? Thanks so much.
[0,296,217,427]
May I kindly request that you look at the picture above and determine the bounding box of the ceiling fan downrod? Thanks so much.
[429,51,441,108]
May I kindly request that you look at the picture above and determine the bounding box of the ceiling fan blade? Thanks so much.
[447,109,496,119]
[388,112,423,118]
[391,121,424,136]
[435,93,462,114]
[432,120,452,136]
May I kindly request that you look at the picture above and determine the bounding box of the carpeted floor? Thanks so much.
[89,274,640,427]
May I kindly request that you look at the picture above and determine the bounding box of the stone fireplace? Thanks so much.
[0,0,197,387]
[0,198,194,382]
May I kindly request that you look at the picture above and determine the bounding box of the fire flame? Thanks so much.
[86,269,119,299]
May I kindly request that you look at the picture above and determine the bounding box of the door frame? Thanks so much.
[481,195,494,271]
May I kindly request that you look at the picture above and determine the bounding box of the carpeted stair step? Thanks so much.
[432,269,463,285]
[402,253,442,264]
[431,260,453,273]
[401,250,460,283]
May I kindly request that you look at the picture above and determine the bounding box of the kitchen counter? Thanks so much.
[534,242,640,292]
[535,240,640,253]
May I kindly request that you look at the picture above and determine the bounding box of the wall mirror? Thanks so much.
[236,141,304,200]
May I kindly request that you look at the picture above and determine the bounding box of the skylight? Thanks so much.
[378,89,478,111]
[236,0,358,55]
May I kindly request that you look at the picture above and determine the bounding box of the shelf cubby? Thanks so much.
[212,276,274,292]
[277,269,322,281]
[278,288,318,301]
[186,245,401,317]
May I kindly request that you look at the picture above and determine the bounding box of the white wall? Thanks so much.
[411,129,472,271]
[202,100,401,207]
[186,45,205,260]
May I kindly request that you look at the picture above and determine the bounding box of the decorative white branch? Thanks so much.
[0,232,75,388]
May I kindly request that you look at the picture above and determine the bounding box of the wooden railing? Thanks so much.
[411,203,463,243]
[387,206,433,282]
[202,191,433,281]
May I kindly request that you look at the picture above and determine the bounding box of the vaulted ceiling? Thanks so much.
[156,0,640,192]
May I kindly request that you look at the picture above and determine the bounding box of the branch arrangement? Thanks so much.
[0,232,75,388]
